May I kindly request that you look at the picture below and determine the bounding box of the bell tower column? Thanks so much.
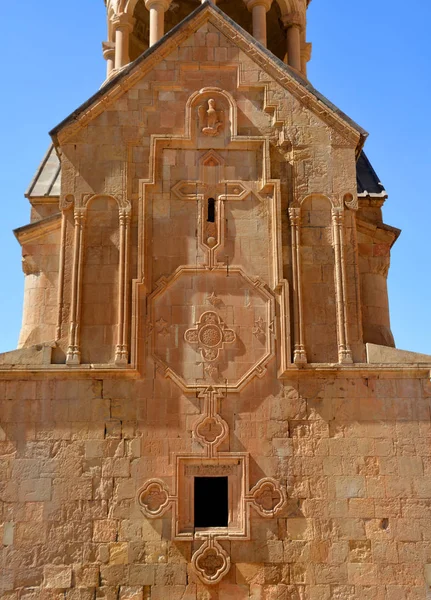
[102,41,115,78]
[145,0,172,47]
[112,13,135,70]
[283,13,303,72]
[246,0,273,48]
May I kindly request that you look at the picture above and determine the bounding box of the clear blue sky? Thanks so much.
[0,0,430,354]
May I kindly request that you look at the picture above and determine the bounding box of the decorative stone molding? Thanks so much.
[131,86,292,376]
[137,388,287,585]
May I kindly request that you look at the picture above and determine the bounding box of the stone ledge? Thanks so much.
[366,343,431,365]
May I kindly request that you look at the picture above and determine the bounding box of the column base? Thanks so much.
[115,346,129,366]
[293,346,307,365]
[338,347,353,364]
[66,347,81,365]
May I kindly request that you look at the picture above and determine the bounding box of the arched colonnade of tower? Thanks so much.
[103,0,312,80]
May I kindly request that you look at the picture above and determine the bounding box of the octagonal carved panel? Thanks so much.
[149,267,275,391]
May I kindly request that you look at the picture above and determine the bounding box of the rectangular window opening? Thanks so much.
[194,476,228,528]
[207,198,216,223]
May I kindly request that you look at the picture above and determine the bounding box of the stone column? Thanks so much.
[301,40,312,77]
[112,13,134,70]
[115,208,131,366]
[283,13,303,71]
[246,0,272,48]
[332,208,353,364]
[102,41,115,78]
[289,207,307,365]
[66,208,86,365]
[145,0,171,47]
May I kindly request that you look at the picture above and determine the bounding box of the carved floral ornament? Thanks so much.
[184,311,236,362]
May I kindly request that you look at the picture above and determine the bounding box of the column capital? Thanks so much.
[302,41,312,61]
[102,41,115,60]
[282,12,304,30]
[145,0,171,10]
[112,12,135,31]
[245,0,273,13]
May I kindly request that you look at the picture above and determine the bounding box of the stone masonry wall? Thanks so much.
[1,370,431,599]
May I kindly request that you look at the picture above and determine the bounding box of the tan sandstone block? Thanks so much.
[93,520,118,542]
[74,564,100,588]
[347,563,377,585]
[119,587,144,600]
[43,566,72,589]
[109,543,129,564]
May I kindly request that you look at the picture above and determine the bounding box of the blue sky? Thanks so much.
[0,0,430,354]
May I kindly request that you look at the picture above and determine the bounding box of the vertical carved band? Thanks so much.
[66,209,86,365]
[289,207,307,365]
[332,208,353,364]
[115,208,131,365]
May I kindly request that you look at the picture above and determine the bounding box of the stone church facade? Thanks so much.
[2,1,431,598]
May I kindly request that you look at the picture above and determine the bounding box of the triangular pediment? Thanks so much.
[50,1,367,150]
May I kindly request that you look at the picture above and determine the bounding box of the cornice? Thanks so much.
[356,216,401,247]
[14,213,62,245]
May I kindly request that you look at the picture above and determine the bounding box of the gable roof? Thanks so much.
[50,1,367,152]
[26,144,61,199]
[356,151,387,197]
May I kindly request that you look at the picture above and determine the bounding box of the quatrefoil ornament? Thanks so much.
[184,311,236,362]
[193,538,231,585]
[138,479,171,518]
[249,478,286,518]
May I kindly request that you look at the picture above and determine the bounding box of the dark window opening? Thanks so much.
[207,198,215,223]
[194,477,228,528]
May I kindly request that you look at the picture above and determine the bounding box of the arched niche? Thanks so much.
[299,195,338,363]
[80,195,121,365]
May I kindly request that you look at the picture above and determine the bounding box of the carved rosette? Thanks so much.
[249,477,286,518]
[185,311,236,362]
[192,538,231,585]
[137,479,171,518]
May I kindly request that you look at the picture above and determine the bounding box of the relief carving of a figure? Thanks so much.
[199,99,223,136]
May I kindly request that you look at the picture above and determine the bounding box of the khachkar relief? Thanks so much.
[137,389,286,586]
[149,268,275,391]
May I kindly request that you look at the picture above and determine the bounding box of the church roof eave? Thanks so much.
[49,1,367,152]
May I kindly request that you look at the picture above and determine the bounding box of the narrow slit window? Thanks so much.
[194,476,228,528]
[207,198,215,223]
